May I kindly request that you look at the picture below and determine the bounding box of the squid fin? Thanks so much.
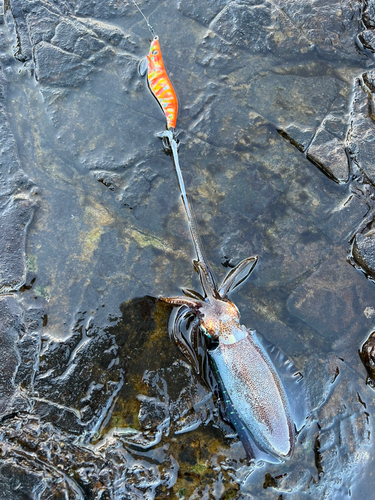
[255,331,309,431]
[210,356,281,464]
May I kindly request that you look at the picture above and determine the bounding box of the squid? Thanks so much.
[133,0,308,463]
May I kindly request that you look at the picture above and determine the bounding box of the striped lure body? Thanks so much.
[146,36,178,130]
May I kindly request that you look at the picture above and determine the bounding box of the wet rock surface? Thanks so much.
[360,330,375,387]
[353,223,375,279]
[1,0,375,498]
[358,29,375,52]
[307,129,349,183]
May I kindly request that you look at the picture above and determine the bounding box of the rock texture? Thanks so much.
[0,0,375,498]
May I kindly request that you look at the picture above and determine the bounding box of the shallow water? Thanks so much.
[1,0,375,498]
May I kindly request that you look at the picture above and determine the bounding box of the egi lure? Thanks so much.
[134,1,178,131]
[133,1,308,463]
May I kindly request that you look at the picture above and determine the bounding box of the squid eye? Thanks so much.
[152,50,159,55]
[201,326,210,338]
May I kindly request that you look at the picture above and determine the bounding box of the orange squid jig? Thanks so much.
[134,1,178,131]
[143,36,178,130]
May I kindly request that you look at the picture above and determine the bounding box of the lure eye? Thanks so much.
[152,50,158,55]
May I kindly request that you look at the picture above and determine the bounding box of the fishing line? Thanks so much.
[168,133,218,295]
[131,0,155,38]
[133,2,217,293]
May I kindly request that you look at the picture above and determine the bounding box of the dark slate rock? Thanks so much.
[273,0,363,59]
[358,29,375,52]
[74,0,134,19]
[6,0,32,61]
[34,41,93,87]
[210,1,271,51]
[177,0,229,26]
[113,52,139,85]
[51,19,91,52]
[0,198,34,291]
[32,399,85,435]
[322,91,353,141]
[287,248,375,351]
[0,416,114,498]
[252,200,331,286]
[363,68,375,93]
[14,301,46,389]
[277,125,315,152]
[247,74,343,135]
[26,7,60,46]
[26,4,134,68]
[278,77,351,163]
[0,411,180,498]
[194,32,246,75]
[121,165,158,210]
[74,33,105,59]
[188,73,343,155]
[35,310,124,434]
[88,45,116,66]
[280,156,347,223]
[307,128,349,183]
[321,194,369,243]
[353,227,375,278]
[322,114,349,140]
[218,164,281,229]
[51,19,105,58]
[0,296,23,418]
[359,330,375,387]
[302,369,370,497]
[0,463,47,500]
[347,80,375,184]
[0,72,34,205]
[80,18,137,51]
[363,1,375,30]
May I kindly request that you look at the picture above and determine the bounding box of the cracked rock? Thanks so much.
[346,80,375,184]
[34,41,93,87]
[363,69,375,93]
[307,129,349,183]
[0,297,23,418]
[0,198,34,291]
[358,29,375,52]
[51,19,105,58]
[359,330,375,387]
[353,226,375,279]
[210,1,271,51]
